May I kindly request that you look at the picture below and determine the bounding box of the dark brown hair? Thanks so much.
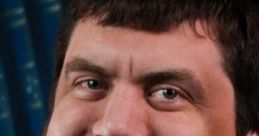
[53,0,259,135]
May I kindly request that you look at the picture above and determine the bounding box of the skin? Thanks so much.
[46,20,239,136]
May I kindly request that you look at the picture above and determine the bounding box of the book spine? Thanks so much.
[37,0,63,52]
[0,55,15,136]
[24,0,63,106]
[0,0,46,135]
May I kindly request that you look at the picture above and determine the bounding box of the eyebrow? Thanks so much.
[65,57,205,103]
[135,70,193,83]
[65,57,115,79]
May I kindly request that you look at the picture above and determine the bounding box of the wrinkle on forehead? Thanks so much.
[67,18,223,80]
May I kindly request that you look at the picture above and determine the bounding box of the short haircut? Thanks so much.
[53,1,259,135]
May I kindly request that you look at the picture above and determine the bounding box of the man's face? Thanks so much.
[47,20,236,136]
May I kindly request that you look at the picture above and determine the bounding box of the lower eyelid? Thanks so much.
[146,96,187,111]
[72,85,108,101]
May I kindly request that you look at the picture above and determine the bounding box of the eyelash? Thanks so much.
[148,84,188,100]
[74,77,108,89]
[144,85,191,110]
[72,76,110,101]
[72,77,190,110]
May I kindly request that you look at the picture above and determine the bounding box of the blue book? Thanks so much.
[24,0,63,107]
[0,42,15,136]
[0,0,47,135]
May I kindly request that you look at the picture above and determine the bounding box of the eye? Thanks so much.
[146,86,189,111]
[73,77,108,100]
[156,88,178,99]
[80,79,104,90]
[150,88,179,100]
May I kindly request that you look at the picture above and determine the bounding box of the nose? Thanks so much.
[92,85,150,136]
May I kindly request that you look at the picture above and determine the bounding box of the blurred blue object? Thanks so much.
[24,0,63,106]
[0,48,15,136]
[0,0,64,135]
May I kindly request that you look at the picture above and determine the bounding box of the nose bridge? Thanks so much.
[92,84,149,135]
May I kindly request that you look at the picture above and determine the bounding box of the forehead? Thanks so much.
[65,20,222,75]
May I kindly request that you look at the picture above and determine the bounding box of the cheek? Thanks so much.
[46,97,101,136]
[151,111,208,136]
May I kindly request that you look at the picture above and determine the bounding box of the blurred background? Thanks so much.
[0,0,68,135]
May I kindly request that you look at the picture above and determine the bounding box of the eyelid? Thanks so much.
[71,76,110,101]
[146,83,179,93]
[146,85,192,111]
[72,74,109,89]
[147,83,192,102]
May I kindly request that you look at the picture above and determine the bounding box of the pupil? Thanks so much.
[162,89,177,99]
[88,80,100,89]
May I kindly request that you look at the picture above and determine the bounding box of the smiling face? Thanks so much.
[46,20,236,136]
